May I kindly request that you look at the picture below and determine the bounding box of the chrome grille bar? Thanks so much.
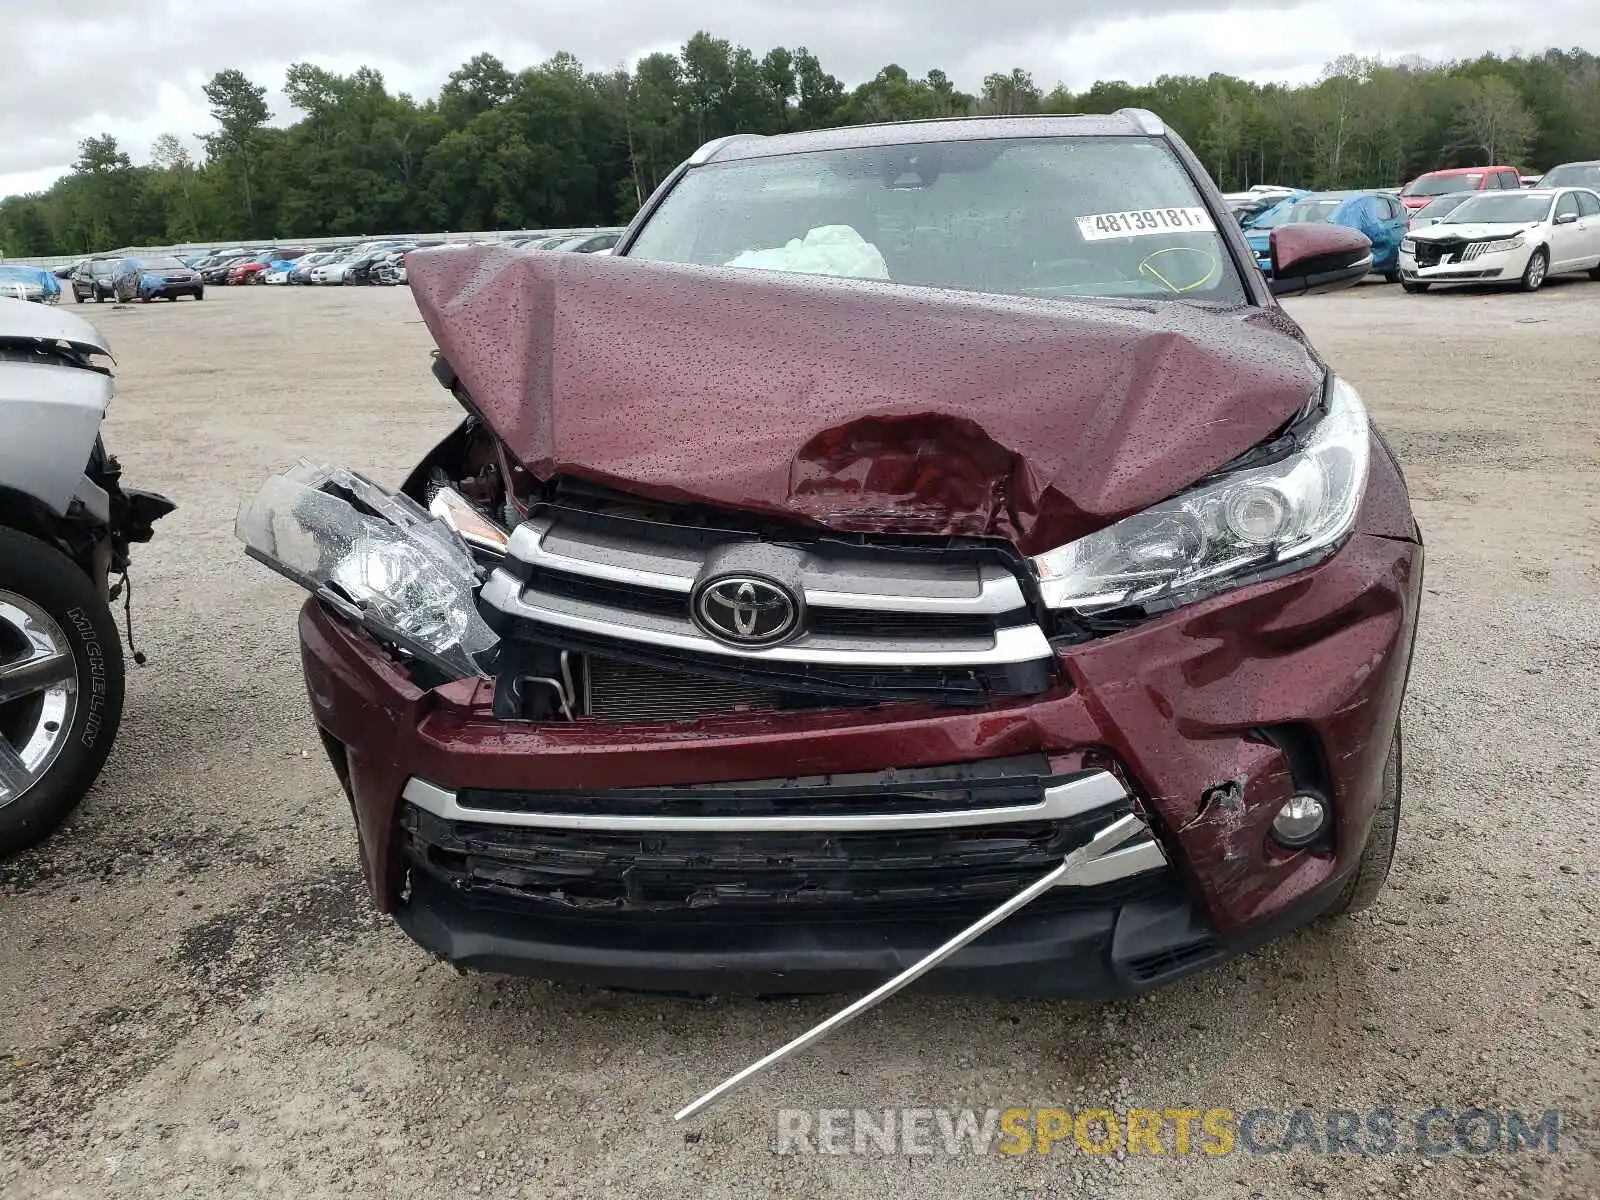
[402,770,1136,834]
[506,516,1028,613]
[481,568,1051,665]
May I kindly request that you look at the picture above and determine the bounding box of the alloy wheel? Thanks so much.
[0,592,78,809]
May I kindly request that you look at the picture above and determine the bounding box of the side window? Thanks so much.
[1384,196,1405,219]
[1484,173,1505,189]
[1575,191,1600,218]
[1555,193,1580,220]
[1502,171,1522,190]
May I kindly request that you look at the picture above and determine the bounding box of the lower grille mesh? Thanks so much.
[584,656,778,722]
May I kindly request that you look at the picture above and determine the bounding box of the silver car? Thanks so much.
[0,300,173,855]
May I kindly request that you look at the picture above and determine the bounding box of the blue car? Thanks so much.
[116,255,205,302]
[0,264,61,304]
[1245,189,1410,282]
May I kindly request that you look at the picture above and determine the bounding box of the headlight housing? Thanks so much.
[1032,377,1370,616]
[1400,237,1416,253]
[1478,234,1524,254]
[236,462,499,678]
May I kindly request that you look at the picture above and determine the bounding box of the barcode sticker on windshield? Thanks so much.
[1076,207,1216,241]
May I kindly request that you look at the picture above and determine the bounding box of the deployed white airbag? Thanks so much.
[725,225,889,280]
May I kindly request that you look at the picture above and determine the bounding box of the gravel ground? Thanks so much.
[1,279,1595,1199]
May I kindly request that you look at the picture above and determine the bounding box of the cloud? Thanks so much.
[5,0,1599,195]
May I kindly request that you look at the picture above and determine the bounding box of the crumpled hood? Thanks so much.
[407,246,1324,556]
[1410,221,1534,241]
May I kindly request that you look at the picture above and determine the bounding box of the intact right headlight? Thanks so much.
[1478,234,1525,254]
[1031,377,1370,616]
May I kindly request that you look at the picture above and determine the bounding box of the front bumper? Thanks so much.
[142,279,201,297]
[1398,245,1524,282]
[300,446,1422,995]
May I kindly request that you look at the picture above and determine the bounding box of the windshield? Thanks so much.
[1243,199,1297,229]
[1414,194,1471,219]
[1442,193,1553,224]
[626,136,1246,304]
[1537,164,1600,188]
[1404,173,1481,197]
[137,256,187,270]
[1276,198,1343,225]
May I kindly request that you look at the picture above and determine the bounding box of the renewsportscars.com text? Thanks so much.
[775,1106,1563,1157]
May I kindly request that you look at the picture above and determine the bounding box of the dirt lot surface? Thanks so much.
[1,279,1596,1199]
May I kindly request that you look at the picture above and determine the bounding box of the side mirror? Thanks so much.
[1268,224,1373,298]
[1554,212,1578,225]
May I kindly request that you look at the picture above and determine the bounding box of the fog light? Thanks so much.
[1271,793,1328,848]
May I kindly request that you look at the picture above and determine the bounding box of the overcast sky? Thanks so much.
[6,0,1598,196]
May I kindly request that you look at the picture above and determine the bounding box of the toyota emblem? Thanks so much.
[693,575,800,647]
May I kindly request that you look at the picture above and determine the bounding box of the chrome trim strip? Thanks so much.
[402,771,1130,834]
[482,569,1053,666]
[803,567,1024,614]
[1055,839,1168,888]
[508,520,1027,614]
[508,520,695,593]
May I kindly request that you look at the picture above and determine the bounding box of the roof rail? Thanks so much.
[1114,108,1165,136]
[688,133,766,165]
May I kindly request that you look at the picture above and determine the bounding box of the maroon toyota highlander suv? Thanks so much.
[239,110,1420,997]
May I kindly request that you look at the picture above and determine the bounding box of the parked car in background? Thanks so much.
[1222,185,1302,226]
[1247,189,1409,281]
[552,231,623,254]
[1519,175,1540,188]
[73,257,119,302]
[0,265,61,304]
[289,251,340,283]
[1398,187,1600,292]
[1408,192,1477,229]
[347,245,417,286]
[191,248,247,274]
[1400,165,1521,211]
[227,260,270,285]
[200,254,255,285]
[124,256,204,302]
[309,253,356,284]
[1238,188,1310,232]
[324,241,417,284]
[1535,161,1600,190]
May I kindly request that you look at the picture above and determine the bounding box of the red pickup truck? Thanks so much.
[1400,165,1522,210]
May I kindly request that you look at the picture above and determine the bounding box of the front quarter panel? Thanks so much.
[0,361,113,513]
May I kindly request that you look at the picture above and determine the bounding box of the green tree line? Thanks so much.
[4,36,1599,257]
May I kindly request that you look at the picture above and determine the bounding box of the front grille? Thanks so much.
[400,762,1174,925]
[480,506,1058,711]
[1412,240,1453,267]
[584,656,778,721]
[1411,237,1501,269]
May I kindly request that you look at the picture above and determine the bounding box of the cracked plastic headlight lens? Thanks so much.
[236,462,499,678]
[1032,377,1370,614]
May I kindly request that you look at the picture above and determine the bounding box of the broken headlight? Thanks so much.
[235,462,499,678]
[1032,377,1370,615]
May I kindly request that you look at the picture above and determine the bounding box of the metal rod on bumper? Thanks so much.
[673,812,1150,1122]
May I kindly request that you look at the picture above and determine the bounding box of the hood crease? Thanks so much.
[407,246,1324,556]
